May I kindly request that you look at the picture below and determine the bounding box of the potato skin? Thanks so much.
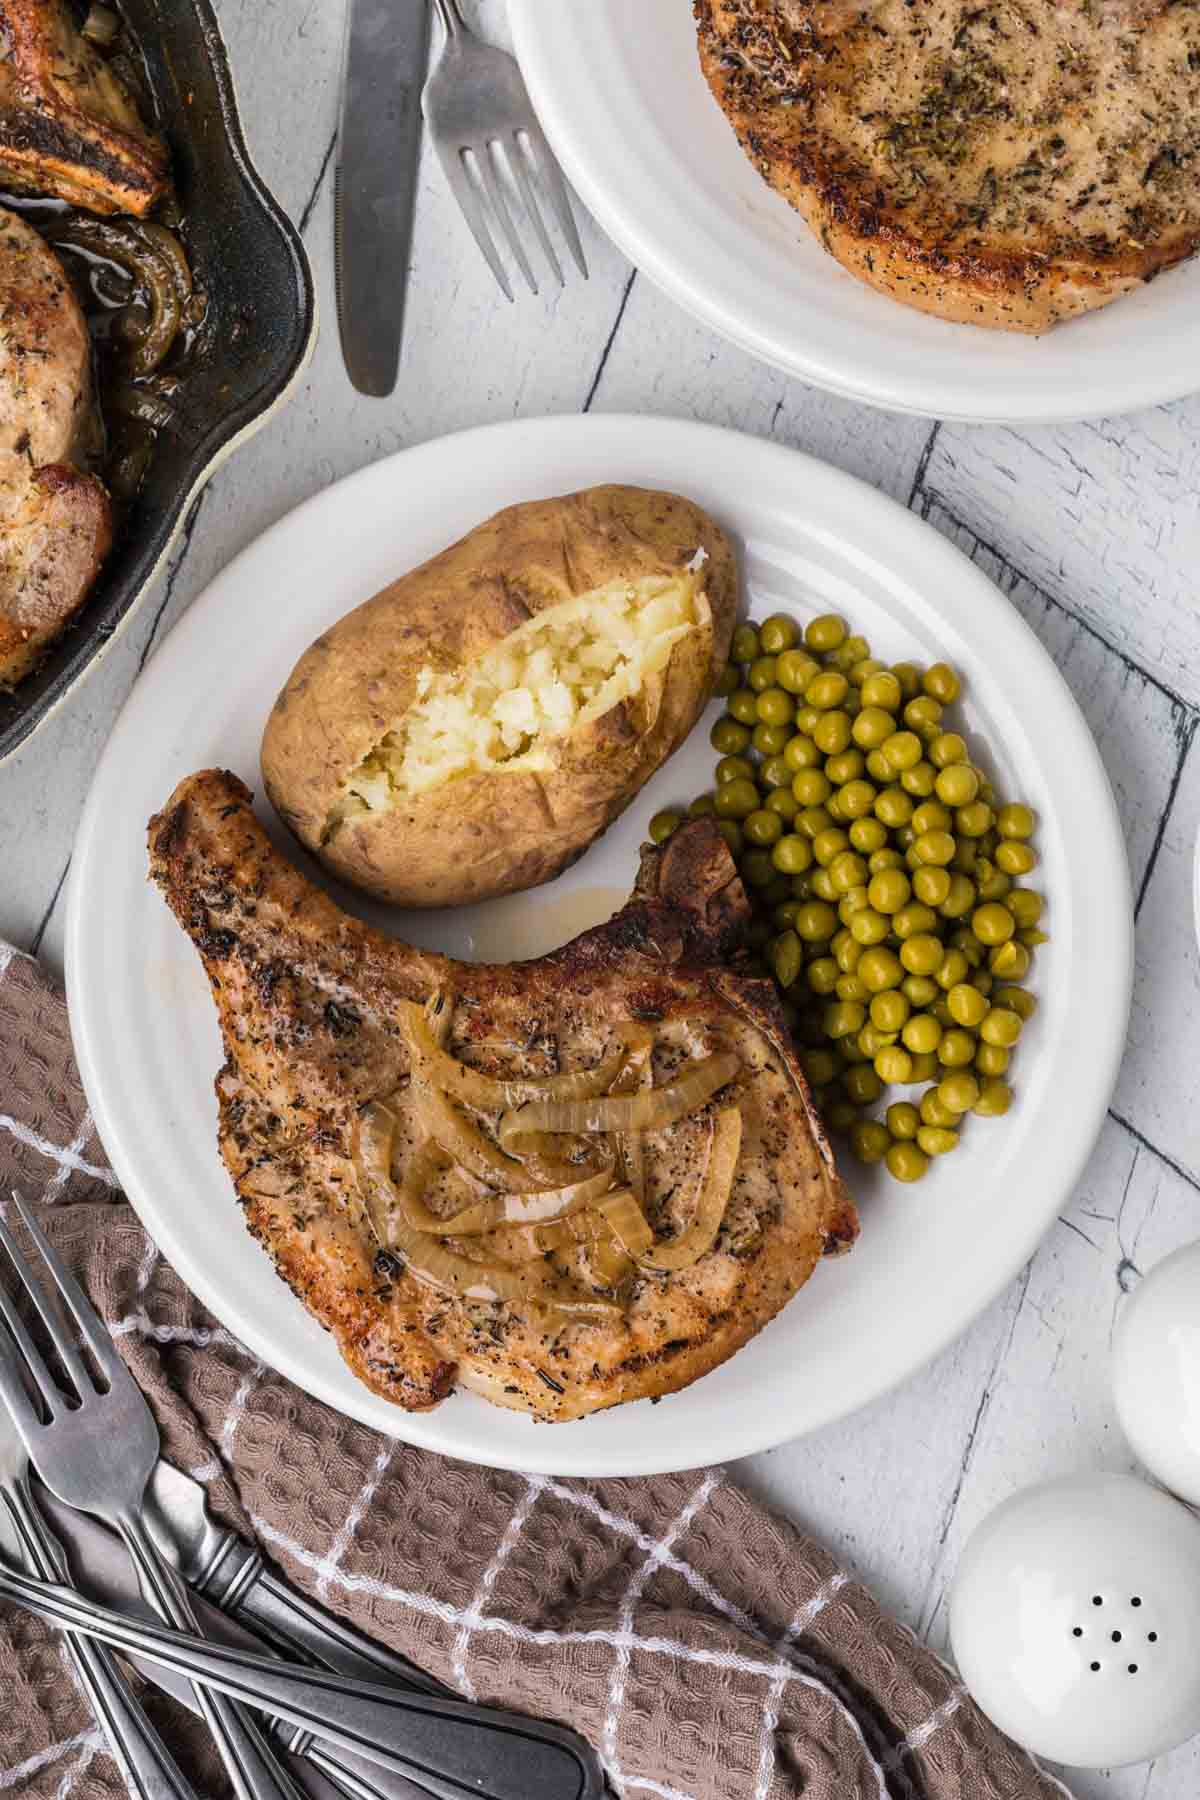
[261,485,737,907]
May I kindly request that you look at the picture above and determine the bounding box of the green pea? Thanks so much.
[756,688,795,728]
[869,848,906,876]
[772,834,812,875]
[805,613,848,653]
[715,820,744,856]
[728,687,759,725]
[970,969,993,997]
[866,868,910,915]
[935,764,979,809]
[847,1119,888,1164]
[908,1051,939,1083]
[806,670,849,711]
[844,1064,883,1106]
[858,947,904,992]
[901,761,937,798]
[887,1100,921,1140]
[870,989,910,1033]
[929,732,967,769]
[836,973,868,1003]
[849,657,886,689]
[952,837,979,874]
[765,788,799,821]
[920,1088,958,1128]
[831,852,869,895]
[956,802,994,839]
[850,816,888,855]
[899,934,943,976]
[834,933,862,973]
[975,1042,1010,1078]
[714,778,760,819]
[784,733,821,772]
[777,649,820,693]
[938,1030,977,1070]
[1006,889,1044,931]
[827,1098,859,1132]
[833,633,871,670]
[741,849,776,888]
[745,808,783,846]
[977,863,1013,903]
[753,722,791,757]
[891,663,921,700]
[860,670,902,712]
[902,1013,942,1055]
[912,800,952,835]
[994,984,1037,1020]
[823,747,862,784]
[938,1070,980,1114]
[875,786,913,828]
[791,769,830,809]
[901,975,939,1011]
[980,1007,1022,1047]
[852,706,895,750]
[824,999,866,1040]
[972,902,1015,947]
[911,865,950,907]
[813,872,840,906]
[997,803,1035,840]
[883,730,923,772]
[914,830,956,868]
[940,873,976,919]
[886,1142,929,1183]
[857,1021,896,1059]
[759,614,798,655]
[849,908,890,946]
[748,655,779,693]
[917,1125,959,1157]
[875,1044,913,1085]
[731,623,760,664]
[947,983,989,1028]
[771,931,803,988]
[806,956,840,997]
[688,793,717,817]
[924,662,961,703]
[648,809,681,843]
[795,901,838,942]
[715,755,753,786]
[715,665,739,698]
[974,1080,1013,1118]
[936,948,970,990]
[837,779,877,820]
[812,828,849,868]
[796,705,822,736]
[813,710,853,755]
[865,748,893,783]
[711,716,751,755]
[996,840,1038,876]
[905,695,943,735]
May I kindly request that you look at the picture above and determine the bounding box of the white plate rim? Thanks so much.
[66,412,1133,1476]
[509,1,1200,426]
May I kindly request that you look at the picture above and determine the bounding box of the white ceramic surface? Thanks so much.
[950,1473,1200,1767]
[1113,1242,1200,1508]
[508,0,1200,426]
[66,412,1132,1478]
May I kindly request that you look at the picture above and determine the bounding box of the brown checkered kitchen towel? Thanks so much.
[0,944,1071,1800]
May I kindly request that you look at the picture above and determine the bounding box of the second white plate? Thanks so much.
[67,414,1131,1476]
[510,0,1200,424]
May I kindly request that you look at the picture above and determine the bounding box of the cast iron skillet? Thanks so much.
[0,0,317,768]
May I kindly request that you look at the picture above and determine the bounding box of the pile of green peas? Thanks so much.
[647,611,1047,1184]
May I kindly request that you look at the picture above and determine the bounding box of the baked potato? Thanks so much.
[260,485,738,907]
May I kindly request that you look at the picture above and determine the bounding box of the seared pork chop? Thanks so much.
[696,0,1200,331]
[149,770,857,1423]
[0,0,168,214]
[0,205,110,686]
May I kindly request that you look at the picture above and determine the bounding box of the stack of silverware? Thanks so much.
[0,1193,601,1800]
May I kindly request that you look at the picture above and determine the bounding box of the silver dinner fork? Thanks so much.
[0,1194,304,1800]
[424,0,587,299]
[0,1364,198,1800]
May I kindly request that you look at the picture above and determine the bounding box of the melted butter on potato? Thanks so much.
[334,571,706,822]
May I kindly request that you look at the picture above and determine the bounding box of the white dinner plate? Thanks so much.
[67,415,1131,1477]
[509,1,1200,425]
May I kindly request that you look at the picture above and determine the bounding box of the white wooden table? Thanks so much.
[4,4,1199,1792]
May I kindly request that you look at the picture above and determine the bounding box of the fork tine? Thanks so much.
[0,1301,53,1436]
[7,1193,118,1385]
[518,122,588,279]
[503,137,563,288]
[473,143,538,296]
[436,143,514,301]
[0,1231,65,1417]
[0,1207,93,1401]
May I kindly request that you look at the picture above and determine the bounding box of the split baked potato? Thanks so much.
[261,485,738,907]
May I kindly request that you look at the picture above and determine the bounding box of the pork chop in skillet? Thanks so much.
[696,0,1200,330]
[149,770,857,1423]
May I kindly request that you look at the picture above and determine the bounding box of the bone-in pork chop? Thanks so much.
[0,205,110,686]
[696,0,1200,331]
[149,770,857,1423]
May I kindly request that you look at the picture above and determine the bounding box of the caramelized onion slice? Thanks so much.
[434,1164,619,1239]
[638,1107,743,1273]
[498,1052,740,1145]
[414,1081,573,1194]
[400,1001,633,1109]
[596,1189,654,1257]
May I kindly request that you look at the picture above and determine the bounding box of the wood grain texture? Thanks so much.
[2,4,1199,1791]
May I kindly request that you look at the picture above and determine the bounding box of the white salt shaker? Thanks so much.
[949,1470,1200,1766]
[1112,1238,1200,1507]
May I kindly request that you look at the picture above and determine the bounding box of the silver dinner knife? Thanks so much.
[335,0,431,396]
[142,1458,444,1695]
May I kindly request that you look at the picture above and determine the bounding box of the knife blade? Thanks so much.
[334,0,431,396]
[141,1459,445,1696]
[0,1490,435,1800]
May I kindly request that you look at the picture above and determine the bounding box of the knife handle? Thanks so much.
[199,1535,446,1696]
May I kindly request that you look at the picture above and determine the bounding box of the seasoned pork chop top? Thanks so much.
[699,0,1200,316]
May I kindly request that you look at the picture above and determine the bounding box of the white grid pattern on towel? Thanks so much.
[0,1730,101,1792]
[0,1115,118,1191]
[452,1475,546,1701]
[316,1440,397,1603]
